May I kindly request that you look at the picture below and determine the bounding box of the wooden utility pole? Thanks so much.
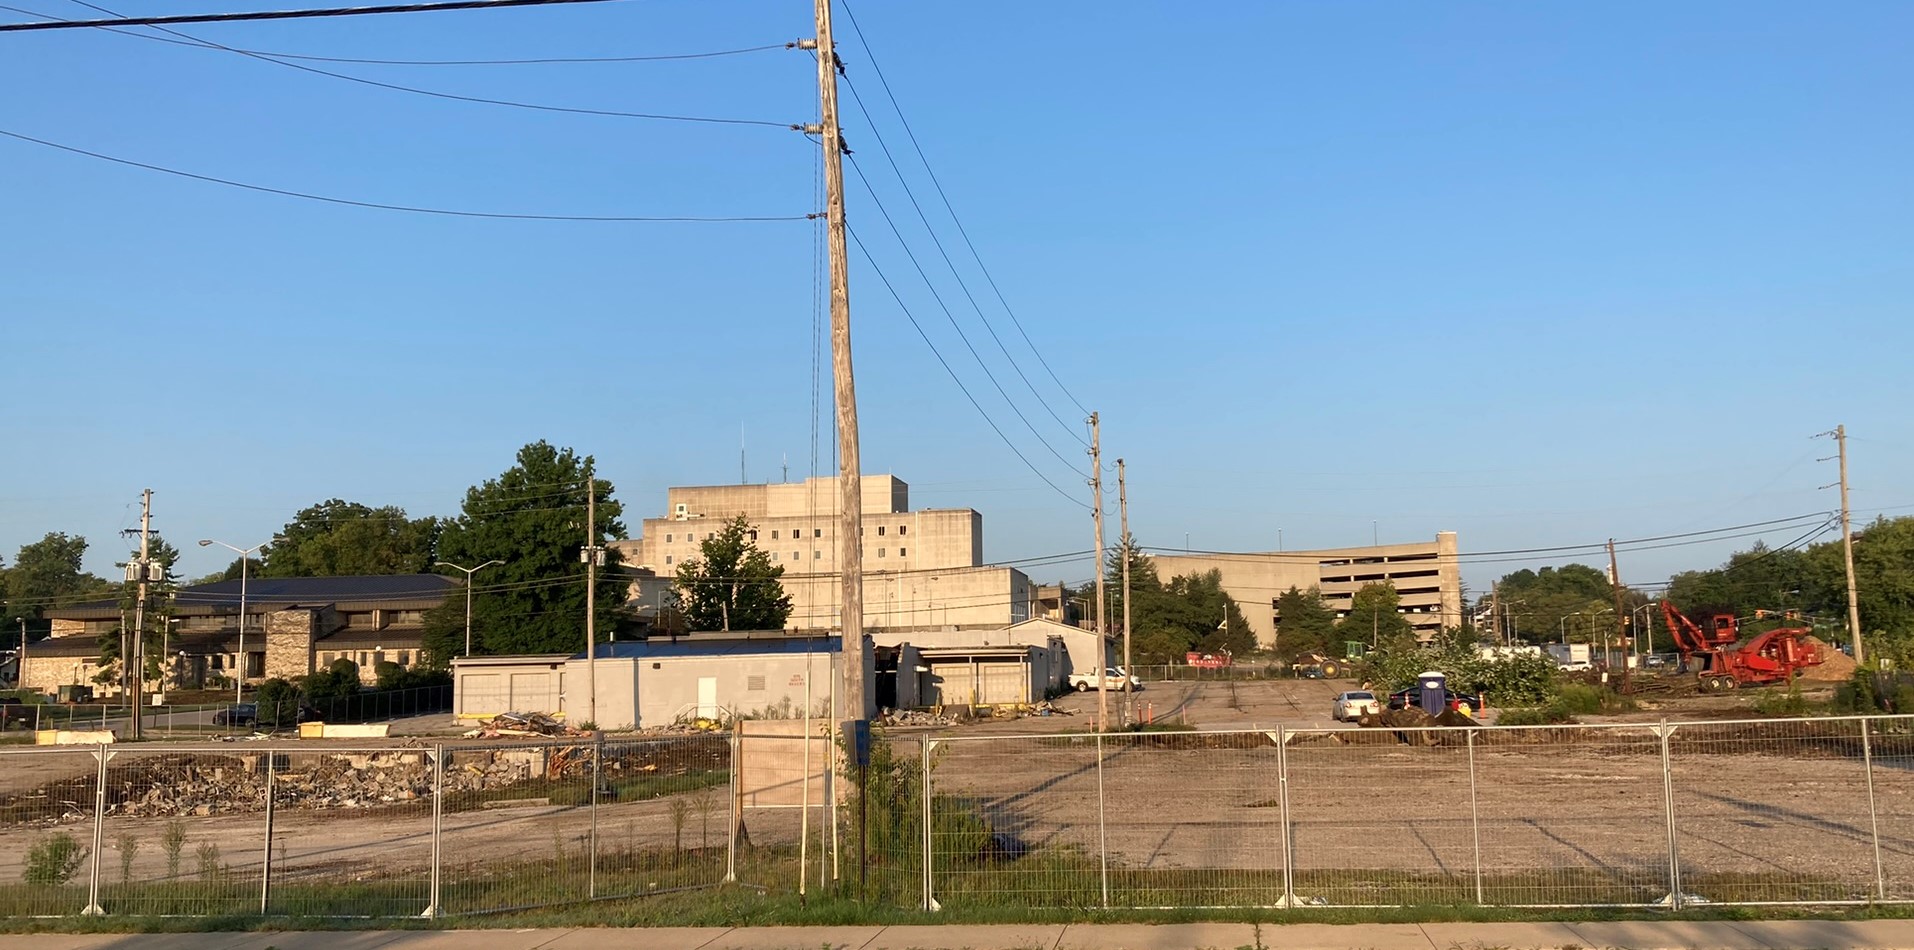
[1089,413,1107,733]
[582,465,602,727]
[1117,459,1132,728]
[1489,581,1501,647]
[129,489,152,740]
[809,0,866,727]
[1607,539,1630,692]
[1836,425,1864,664]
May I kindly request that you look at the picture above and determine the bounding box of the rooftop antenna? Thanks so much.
[740,423,747,485]
[782,453,789,483]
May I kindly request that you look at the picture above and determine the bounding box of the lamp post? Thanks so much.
[436,560,504,656]
[1632,601,1659,661]
[199,539,266,705]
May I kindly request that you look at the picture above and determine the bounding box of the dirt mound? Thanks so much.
[1801,637,1858,682]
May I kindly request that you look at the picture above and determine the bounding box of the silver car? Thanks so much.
[1332,690,1380,722]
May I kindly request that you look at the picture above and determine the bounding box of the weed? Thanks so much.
[23,833,87,885]
[161,820,186,879]
[194,842,222,882]
[115,832,139,884]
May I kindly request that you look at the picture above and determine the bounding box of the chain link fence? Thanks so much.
[2,715,1914,918]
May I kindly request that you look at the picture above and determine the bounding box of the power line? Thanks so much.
[848,227,1089,511]
[0,0,627,32]
[43,0,795,127]
[0,128,814,222]
[836,0,1090,417]
[0,6,787,65]
[845,153,1081,475]
[838,71,1086,446]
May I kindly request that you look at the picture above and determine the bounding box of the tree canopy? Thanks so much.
[1338,581,1417,648]
[1489,563,1626,644]
[1274,586,1339,659]
[259,499,440,578]
[1108,545,1255,663]
[673,515,793,631]
[420,442,627,663]
[2,532,111,638]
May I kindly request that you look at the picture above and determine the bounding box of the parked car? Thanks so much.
[1557,660,1594,673]
[1386,687,1487,714]
[212,703,257,727]
[1331,690,1380,722]
[0,697,25,731]
[1068,667,1141,692]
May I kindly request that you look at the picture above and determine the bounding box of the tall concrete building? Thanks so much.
[613,475,1033,631]
[1149,532,1461,649]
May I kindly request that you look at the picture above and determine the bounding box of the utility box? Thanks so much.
[1417,671,1447,717]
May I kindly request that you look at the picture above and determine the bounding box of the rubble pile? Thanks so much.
[1801,638,1859,682]
[460,711,590,740]
[879,709,953,727]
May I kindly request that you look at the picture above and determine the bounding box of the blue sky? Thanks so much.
[2,0,1909,596]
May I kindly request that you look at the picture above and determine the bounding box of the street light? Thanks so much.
[199,538,267,705]
[1632,601,1660,660]
[436,560,504,656]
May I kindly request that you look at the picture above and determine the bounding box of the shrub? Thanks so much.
[23,833,87,885]
[194,842,222,881]
[256,678,299,729]
[161,821,185,878]
[115,832,139,884]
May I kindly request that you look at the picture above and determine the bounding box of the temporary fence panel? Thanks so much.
[1668,717,1883,905]
[263,746,434,917]
[1284,726,1477,906]
[436,741,598,915]
[1469,724,1669,907]
[927,733,1108,909]
[592,735,733,902]
[1866,716,1914,901]
[1099,729,1286,907]
[94,747,265,916]
[0,747,102,916]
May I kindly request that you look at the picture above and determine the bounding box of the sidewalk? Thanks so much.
[5,921,1914,950]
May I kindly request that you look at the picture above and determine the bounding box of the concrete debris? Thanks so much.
[460,711,590,740]
[880,709,953,727]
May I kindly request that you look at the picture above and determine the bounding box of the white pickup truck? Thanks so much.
[1068,667,1141,692]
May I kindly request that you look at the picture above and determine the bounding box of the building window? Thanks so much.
[899,525,907,536]
[666,533,673,543]
[398,651,411,666]
[814,550,822,559]
[792,551,799,561]
[814,528,822,538]
[878,548,886,558]
[771,552,779,561]
[899,547,908,558]
[771,530,779,540]
[665,555,673,565]
[749,530,758,541]
[877,526,885,536]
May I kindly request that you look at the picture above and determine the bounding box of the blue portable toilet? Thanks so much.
[1417,671,1447,717]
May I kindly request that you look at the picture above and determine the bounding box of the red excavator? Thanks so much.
[1659,601,1823,691]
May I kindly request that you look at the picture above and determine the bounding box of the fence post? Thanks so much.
[260,751,276,914]
[922,735,940,911]
[1657,719,1681,910]
[81,746,109,915]
[1095,730,1110,909]
[725,720,740,884]
[588,733,602,900]
[1861,717,1887,901]
[1467,728,1484,906]
[423,744,443,918]
[1277,726,1295,907]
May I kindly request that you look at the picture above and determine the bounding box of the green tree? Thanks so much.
[420,442,627,663]
[1274,586,1339,659]
[259,500,440,578]
[1339,581,1416,648]
[1106,548,1255,663]
[1494,563,1617,644]
[674,515,792,631]
[3,533,111,639]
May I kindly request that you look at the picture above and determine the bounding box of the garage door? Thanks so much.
[510,671,561,713]
[460,673,504,716]
[977,661,1028,705]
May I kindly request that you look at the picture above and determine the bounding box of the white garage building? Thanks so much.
[451,632,874,730]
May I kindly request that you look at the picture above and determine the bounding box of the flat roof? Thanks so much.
[578,636,841,660]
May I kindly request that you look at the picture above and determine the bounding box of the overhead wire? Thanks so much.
[0,0,631,32]
[44,0,797,128]
[847,226,1089,511]
[836,0,1090,417]
[0,5,787,64]
[0,128,813,222]
[838,69,1085,446]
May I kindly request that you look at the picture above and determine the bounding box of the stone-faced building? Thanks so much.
[27,575,457,695]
